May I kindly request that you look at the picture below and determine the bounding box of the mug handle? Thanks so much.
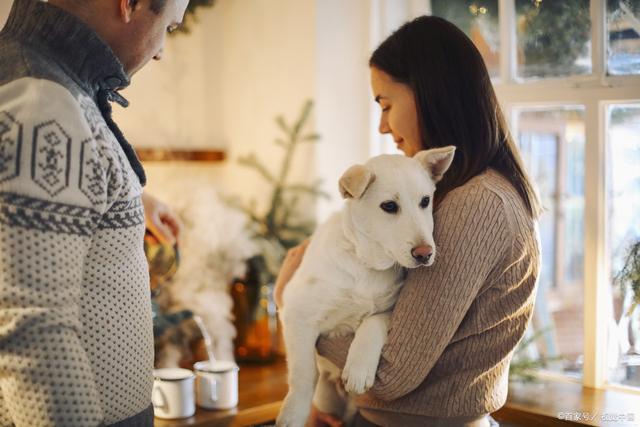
[205,375,218,402]
[152,385,168,409]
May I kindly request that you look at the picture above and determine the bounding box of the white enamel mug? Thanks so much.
[193,360,239,410]
[152,368,196,419]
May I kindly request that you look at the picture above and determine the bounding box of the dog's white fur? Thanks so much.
[276,147,456,427]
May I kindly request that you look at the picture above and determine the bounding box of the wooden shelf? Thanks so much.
[136,149,226,162]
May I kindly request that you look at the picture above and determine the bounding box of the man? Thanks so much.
[0,0,188,425]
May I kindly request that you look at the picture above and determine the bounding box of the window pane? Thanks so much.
[607,104,640,388]
[515,0,592,79]
[431,0,500,79]
[513,107,586,379]
[607,0,640,75]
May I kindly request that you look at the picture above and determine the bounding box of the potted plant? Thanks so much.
[228,100,329,362]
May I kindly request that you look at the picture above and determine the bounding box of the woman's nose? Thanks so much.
[379,117,390,134]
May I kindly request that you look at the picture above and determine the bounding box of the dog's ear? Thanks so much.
[339,164,376,199]
[413,146,456,183]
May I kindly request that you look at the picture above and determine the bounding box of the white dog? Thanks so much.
[276,146,456,427]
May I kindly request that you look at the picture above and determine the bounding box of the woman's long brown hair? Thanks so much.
[370,15,542,219]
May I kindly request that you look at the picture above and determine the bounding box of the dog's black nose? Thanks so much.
[412,245,433,264]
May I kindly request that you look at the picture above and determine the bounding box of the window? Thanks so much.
[606,104,640,388]
[608,0,640,75]
[371,0,640,391]
[516,107,586,378]
[515,0,592,79]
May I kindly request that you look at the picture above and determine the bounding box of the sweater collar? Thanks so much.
[2,0,131,99]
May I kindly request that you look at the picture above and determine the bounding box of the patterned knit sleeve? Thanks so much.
[0,78,109,426]
[317,182,511,401]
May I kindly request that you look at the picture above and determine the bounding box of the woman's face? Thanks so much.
[370,67,423,157]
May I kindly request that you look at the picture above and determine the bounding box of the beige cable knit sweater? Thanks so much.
[317,168,540,425]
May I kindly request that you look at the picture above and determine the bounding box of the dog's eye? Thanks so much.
[380,201,399,214]
[420,196,430,209]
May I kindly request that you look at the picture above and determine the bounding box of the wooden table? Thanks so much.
[154,358,288,427]
[155,357,640,427]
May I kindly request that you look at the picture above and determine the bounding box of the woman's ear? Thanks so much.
[339,164,376,199]
[413,146,456,182]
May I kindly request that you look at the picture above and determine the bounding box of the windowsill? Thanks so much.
[494,379,640,426]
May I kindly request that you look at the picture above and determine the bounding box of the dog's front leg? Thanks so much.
[276,319,320,427]
[341,312,391,395]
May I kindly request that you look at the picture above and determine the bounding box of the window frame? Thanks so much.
[495,0,640,392]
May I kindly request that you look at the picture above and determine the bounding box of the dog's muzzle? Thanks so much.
[411,245,433,265]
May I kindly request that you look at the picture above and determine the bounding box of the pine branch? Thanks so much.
[223,196,267,232]
[301,133,321,143]
[275,116,290,137]
[292,100,314,138]
[276,194,300,235]
[234,99,324,264]
[238,154,276,184]
[267,100,316,231]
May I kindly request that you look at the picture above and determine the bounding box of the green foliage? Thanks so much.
[516,0,591,76]
[510,326,561,382]
[432,0,616,77]
[230,100,328,284]
[614,240,640,316]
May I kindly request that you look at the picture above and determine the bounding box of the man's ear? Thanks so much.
[413,146,456,183]
[120,0,139,23]
[339,164,375,199]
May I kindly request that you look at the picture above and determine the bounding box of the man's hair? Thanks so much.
[149,0,168,14]
[128,0,167,14]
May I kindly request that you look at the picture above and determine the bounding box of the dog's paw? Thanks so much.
[276,395,310,427]
[341,361,376,395]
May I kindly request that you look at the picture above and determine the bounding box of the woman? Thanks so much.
[275,15,541,427]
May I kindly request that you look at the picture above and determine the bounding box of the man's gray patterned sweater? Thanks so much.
[0,0,154,426]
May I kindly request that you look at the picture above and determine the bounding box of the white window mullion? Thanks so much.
[498,0,516,83]
[582,99,608,389]
[591,0,607,81]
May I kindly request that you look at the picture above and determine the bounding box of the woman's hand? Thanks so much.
[306,405,344,427]
[142,192,182,246]
[274,239,310,309]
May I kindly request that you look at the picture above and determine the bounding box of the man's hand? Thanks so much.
[142,192,181,246]
[274,239,310,309]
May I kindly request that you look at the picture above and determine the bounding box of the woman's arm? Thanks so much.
[317,184,511,401]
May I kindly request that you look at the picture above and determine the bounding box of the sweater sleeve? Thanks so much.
[0,78,109,426]
[317,182,511,401]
